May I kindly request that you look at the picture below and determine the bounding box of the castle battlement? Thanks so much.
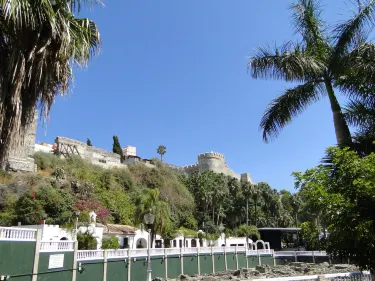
[183,164,199,169]
[198,152,225,160]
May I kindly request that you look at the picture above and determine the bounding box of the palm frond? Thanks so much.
[335,43,375,98]
[344,98,375,127]
[290,0,329,56]
[260,80,325,142]
[248,42,324,82]
[332,0,375,59]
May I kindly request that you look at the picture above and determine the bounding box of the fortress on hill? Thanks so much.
[4,117,253,182]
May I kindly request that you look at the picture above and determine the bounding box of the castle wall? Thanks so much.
[182,152,252,182]
[55,137,124,169]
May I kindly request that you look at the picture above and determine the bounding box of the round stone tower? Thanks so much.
[197,152,227,174]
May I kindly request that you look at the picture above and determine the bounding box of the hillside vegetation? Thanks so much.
[0,152,300,241]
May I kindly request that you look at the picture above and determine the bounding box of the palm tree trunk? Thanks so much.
[324,80,352,147]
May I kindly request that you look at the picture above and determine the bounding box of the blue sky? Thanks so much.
[37,0,353,192]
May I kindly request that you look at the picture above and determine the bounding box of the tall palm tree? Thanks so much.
[156,145,166,162]
[0,0,101,168]
[247,0,375,147]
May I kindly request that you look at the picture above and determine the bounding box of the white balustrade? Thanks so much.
[252,272,371,281]
[183,247,199,254]
[0,227,36,241]
[40,241,74,252]
[211,246,226,253]
[150,248,165,256]
[107,249,128,258]
[131,248,148,257]
[165,248,180,256]
[77,250,104,260]
[258,249,272,255]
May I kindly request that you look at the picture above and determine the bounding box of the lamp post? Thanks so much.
[74,211,80,240]
[144,211,155,281]
[42,213,48,225]
[218,223,225,246]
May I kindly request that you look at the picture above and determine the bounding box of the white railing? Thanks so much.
[211,246,226,253]
[274,251,327,257]
[77,250,104,260]
[149,248,165,256]
[252,272,371,281]
[40,241,74,252]
[107,249,128,258]
[131,249,148,257]
[199,247,213,254]
[258,249,272,255]
[165,248,181,255]
[0,227,37,241]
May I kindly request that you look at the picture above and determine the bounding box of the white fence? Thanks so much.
[75,247,285,261]
[0,227,37,241]
[274,251,327,257]
[252,272,372,281]
[77,250,104,260]
[40,241,75,252]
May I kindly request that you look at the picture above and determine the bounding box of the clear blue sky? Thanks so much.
[36,0,353,192]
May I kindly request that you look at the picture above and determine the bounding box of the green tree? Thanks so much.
[0,0,101,168]
[300,221,320,250]
[294,147,375,271]
[87,138,93,146]
[235,224,261,246]
[77,231,98,250]
[112,136,123,158]
[247,0,375,147]
[135,188,175,247]
[101,236,120,250]
[156,145,166,162]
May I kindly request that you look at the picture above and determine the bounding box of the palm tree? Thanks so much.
[0,0,101,168]
[247,0,375,147]
[156,145,166,162]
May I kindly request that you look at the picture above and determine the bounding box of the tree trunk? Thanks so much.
[255,200,258,227]
[324,80,352,147]
[246,199,249,226]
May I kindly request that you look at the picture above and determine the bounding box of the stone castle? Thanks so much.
[5,118,253,182]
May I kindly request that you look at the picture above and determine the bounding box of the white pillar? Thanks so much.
[32,229,42,281]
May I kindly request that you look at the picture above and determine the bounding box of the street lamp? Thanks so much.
[144,211,155,281]
[218,223,225,247]
[42,213,48,225]
[74,211,80,240]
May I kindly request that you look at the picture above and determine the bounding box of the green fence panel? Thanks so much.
[226,253,236,270]
[107,259,128,281]
[247,255,259,268]
[260,256,273,266]
[182,255,197,277]
[76,260,104,281]
[199,254,212,275]
[237,253,246,269]
[167,256,181,279]
[275,257,293,265]
[37,251,74,281]
[151,256,165,279]
[213,253,225,272]
[130,258,147,281]
[0,241,35,279]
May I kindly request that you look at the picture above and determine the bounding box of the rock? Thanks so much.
[290,262,304,267]
[178,274,189,280]
[256,265,269,274]
[334,264,350,270]
[233,270,241,276]
[250,270,260,276]
[320,262,330,268]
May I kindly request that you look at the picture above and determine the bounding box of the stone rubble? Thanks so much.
[153,262,360,281]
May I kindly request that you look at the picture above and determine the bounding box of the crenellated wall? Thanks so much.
[182,151,253,182]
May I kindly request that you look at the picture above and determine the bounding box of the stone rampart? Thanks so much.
[55,137,123,169]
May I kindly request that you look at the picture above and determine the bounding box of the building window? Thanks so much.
[173,240,177,248]
[155,240,162,248]
[185,240,189,247]
[123,237,129,248]
[191,239,197,247]
[179,240,183,248]
[99,159,107,163]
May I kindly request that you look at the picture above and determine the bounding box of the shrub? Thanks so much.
[77,231,98,250]
[101,236,120,249]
